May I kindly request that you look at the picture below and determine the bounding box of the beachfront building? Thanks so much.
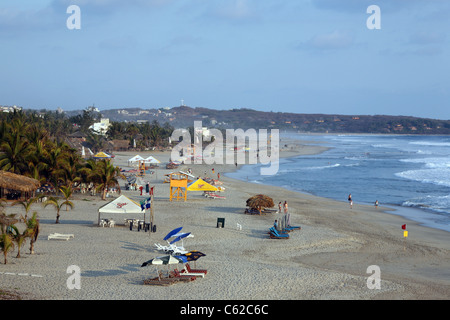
[0,170,40,200]
[89,118,111,135]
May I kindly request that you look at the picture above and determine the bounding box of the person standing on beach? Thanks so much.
[278,202,282,213]
[283,201,288,213]
[375,200,379,209]
[348,194,353,209]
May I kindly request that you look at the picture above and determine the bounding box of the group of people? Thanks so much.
[278,201,288,214]
[274,201,289,230]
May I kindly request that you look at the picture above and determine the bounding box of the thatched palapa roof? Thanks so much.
[246,194,274,210]
[0,170,41,193]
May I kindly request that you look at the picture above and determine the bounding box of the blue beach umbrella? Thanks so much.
[169,232,191,245]
[163,227,183,241]
[173,255,188,263]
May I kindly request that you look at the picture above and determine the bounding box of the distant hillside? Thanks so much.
[68,105,450,134]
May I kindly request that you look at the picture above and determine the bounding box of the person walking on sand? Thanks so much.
[347,194,353,209]
[278,202,282,213]
[375,200,379,209]
[283,201,288,213]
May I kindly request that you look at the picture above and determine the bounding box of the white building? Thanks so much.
[89,118,111,135]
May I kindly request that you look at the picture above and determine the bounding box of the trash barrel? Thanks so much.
[217,218,225,228]
[152,224,157,233]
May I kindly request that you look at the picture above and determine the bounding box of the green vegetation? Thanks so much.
[0,210,40,263]
[0,110,123,196]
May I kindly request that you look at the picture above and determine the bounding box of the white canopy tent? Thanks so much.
[128,155,144,166]
[143,156,161,164]
[97,194,143,225]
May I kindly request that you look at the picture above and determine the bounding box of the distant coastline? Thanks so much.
[5,105,450,135]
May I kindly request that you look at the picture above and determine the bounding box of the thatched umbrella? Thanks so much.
[246,194,274,214]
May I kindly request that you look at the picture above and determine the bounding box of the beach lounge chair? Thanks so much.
[205,192,226,199]
[180,265,206,278]
[169,245,188,255]
[184,262,207,274]
[245,208,258,215]
[48,233,74,241]
[283,225,301,232]
[154,243,178,254]
[262,208,277,213]
[170,269,197,281]
[268,227,289,239]
[155,243,168,252]
[143,272,179,286]
[165,243,188,255]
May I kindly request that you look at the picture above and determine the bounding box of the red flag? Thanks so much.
[401,224,406,230]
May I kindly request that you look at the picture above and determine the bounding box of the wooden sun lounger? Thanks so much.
[143,272,180,286]
[170,269,197,281]
[180,265,206,278]
[48,233,75,241]
[143,277,177,286]
[184,263,207,274]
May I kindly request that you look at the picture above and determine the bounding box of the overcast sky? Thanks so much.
[0,0,449,119]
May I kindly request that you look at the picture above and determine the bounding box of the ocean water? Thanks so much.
[226,134,450,232]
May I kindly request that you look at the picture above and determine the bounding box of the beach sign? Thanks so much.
[403,230,408,238]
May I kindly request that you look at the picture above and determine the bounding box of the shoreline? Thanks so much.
[229,134,450,235]
[1,141,449,300]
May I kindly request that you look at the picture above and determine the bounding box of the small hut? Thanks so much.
[0,171,40,200]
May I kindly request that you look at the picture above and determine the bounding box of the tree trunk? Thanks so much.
[30,240,35,255]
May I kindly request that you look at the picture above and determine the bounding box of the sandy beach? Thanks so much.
[1,139,449,301]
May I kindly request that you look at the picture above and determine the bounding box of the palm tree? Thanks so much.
[88,159,122,200]
[59,186,74,211]
[11,197,37,220]
[42,145,66,194]
[9,224,27,258]
[0,233,15,264]
[60,153,82,188]
[0,130,32,175]
[44,197,73,224]
[24,211,39,255]
[0,212,19,235]
[86,131,106,153]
